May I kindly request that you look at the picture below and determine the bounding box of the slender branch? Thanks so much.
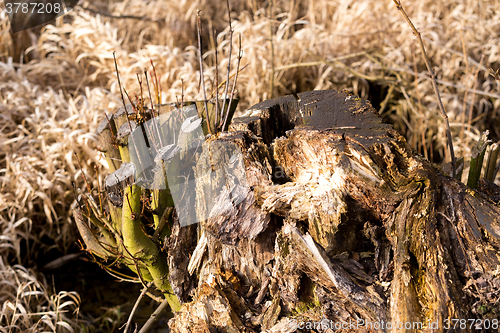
[196,10,212,135]
[113,53,135,136]
[144,69,162,149]
[138,296,172,333]
[222,33,242,132]
[123,282,152,333]
[137,74,145,113]
[220,0,233,132]
[145,71,155,116]
[392,0,456,178]
[94,166,103,213]
[150,59,162,110]
[211,64,249,95]
[214,29,220,131]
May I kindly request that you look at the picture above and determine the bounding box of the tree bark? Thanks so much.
[165,90,500,332]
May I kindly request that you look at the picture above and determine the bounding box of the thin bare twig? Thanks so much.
[123,282,153,333]
[138,296,172,333]
[150,59,161,113]
[113,53,134,135]
[392,0,456,178]
[144,69,162,150]
[145,71,155,116]
[222,34,242,132]
[214,29,220,131]
[220,0,234,132]
[196,10,212,135]
[94,165,103,213]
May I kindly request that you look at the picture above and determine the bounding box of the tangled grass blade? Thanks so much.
[41,314,56,331]
[56,321,75,333]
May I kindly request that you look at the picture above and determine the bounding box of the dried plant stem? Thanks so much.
[137,74,144,113]
[212,64,248,94]
[485,143,500,182]
[222,33,242,132]
[138,296,171,333]
[214,29,220,130]
[196,10,212,135]
[467,131,489,189]
[220,0,233,132]
[113,53,138,156]
[150,59,161,113]
[123,282,152,333]
[144,70,162,149]
[393,0,456,178]
[94,165,103,213]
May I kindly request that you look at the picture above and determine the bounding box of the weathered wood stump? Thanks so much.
[166,90,500,332]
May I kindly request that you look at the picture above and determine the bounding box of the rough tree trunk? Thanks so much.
[166,90,500,332]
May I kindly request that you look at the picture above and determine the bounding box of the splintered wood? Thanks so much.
[168,90,500,333]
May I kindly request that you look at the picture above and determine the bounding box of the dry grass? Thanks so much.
[0,0,499,331]
[0,257,81,332]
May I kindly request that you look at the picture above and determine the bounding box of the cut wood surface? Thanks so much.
[167,90,500,332]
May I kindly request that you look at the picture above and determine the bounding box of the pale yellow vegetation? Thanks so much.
[0,0,499,331]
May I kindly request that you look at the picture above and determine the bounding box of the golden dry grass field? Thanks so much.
[0,0,499,331]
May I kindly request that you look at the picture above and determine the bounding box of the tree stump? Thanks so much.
[165,90,500,332]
